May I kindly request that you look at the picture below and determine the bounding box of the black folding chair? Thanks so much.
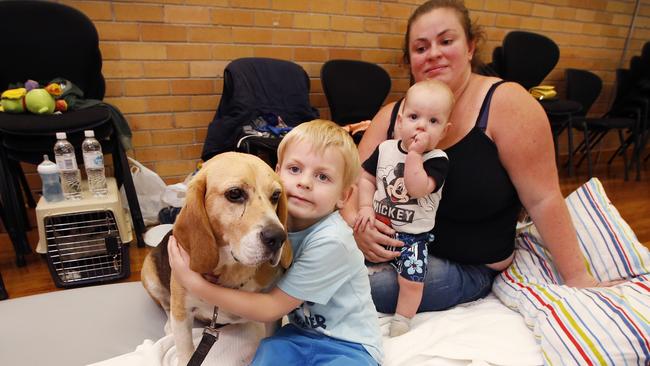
[0,1,145,267]
[478,46,503,77]
[566,68,644,180]
[501,31,559,90]
[499,31,584,175]
[0,198,9,299]
[320,59,391,127]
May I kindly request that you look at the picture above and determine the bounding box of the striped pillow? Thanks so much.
[493,178,650,365]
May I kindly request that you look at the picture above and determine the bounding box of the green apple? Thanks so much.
[25,88,55,114]
[1,97,25,113]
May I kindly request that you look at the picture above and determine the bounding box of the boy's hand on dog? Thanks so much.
[168,235,205,291]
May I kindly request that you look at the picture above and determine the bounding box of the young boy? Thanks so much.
[354,80,454,337]
[168,119,383,365]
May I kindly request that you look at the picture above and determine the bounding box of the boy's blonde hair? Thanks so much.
[277,119,360,190]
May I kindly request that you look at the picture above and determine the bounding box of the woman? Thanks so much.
[346,0,613,313]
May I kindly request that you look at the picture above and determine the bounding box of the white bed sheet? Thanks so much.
[92,294,542,366]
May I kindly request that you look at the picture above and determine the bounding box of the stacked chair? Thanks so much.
[629,43,650,166]
[486,31,583,175]
[564,69,644,180]
[482,31,649,180]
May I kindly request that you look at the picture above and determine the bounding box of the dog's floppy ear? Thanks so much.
[276,188,292,269]
[173,169,220,274]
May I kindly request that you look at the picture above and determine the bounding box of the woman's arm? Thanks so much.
[168,236,302,322]
[487,82,599,287]
[344,102,403,262]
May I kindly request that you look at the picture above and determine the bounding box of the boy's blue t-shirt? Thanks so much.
[277,211,383,363]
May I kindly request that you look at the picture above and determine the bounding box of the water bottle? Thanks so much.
[37,155,64,203]
[53,132,82,200]
[82,130,107,197]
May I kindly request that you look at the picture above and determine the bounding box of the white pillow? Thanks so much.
[493,178,650,365]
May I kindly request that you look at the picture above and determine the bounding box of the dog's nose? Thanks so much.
[260,226,286,251]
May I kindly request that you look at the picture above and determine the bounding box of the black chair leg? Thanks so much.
[0,199,6,228]
[0,271,7,300]
[607,144,625,165]
[566,117,574,177]
[112,139,145,248]
[617,130,630,181]
[12,160,36,208]
[583,126,593,178]
[0,199,12,268]
[635,133,642,181]
[613,129,643,181]
[0,150,30,267]
[576,130,604,168]
[8,162,30,230]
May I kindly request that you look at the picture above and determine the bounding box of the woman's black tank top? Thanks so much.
[387,81,520,264]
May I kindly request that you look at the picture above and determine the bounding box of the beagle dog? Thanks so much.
[141,152,292,365]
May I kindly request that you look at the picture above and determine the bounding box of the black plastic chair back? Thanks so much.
[0,0,109,164]
[502,31,559,90]
[566,68,643,180]
[565,69,602,118]
[640,41,650,80]
[613,69,635,106]
[642,41,650,60]
[320,60,391,126]
[478,46,504,77]
[491,46,504,76]
[629,55,643,81]
[0,0,104,99]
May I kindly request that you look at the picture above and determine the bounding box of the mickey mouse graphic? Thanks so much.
[382,163,417,205]
[374,162,437,229]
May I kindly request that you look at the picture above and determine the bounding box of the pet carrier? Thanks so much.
[35,177,132,288]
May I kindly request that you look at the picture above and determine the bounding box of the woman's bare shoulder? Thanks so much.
[491,81,537,104]
[376,100,398,121]
[488,81,550,142]
[490,81,546,124]
[358,100,399,158]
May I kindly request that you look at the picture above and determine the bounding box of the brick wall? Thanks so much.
[54,0,645,183]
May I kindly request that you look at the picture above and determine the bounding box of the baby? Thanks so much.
[355,79,454,336]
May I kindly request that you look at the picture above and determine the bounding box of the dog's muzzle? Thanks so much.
[260,225,286,252]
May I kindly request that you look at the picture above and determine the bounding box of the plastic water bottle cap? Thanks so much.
[56,132,67,139]
[37,155,59,174]
[84,130,95,137]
